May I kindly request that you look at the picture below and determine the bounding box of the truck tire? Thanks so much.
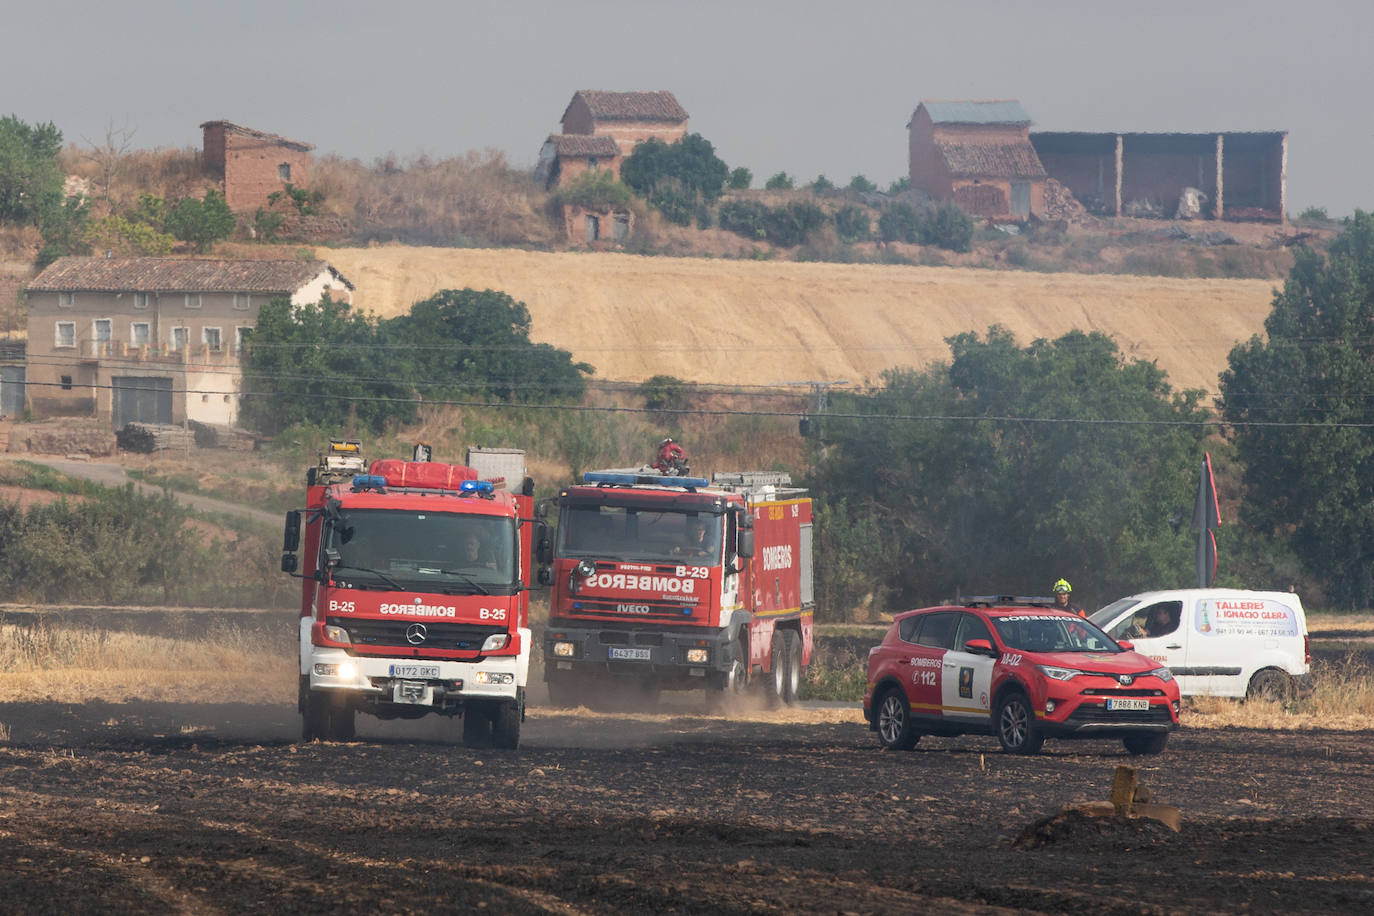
[1247,668,1295,703]
[462,704,492,748]
[995,691,1044,755]
[782,630,803,705]
[301,679,354,742]
[1122,732,1169,755]
[767,633,786,705]
[708,642,748,710]
[491,701,521,749]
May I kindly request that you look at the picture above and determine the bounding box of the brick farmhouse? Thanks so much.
[908,100,1047,221]
[201,121,314,212]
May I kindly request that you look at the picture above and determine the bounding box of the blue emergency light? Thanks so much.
[584,470,711,489]
[460,479,495,496]
[351,474,387,490]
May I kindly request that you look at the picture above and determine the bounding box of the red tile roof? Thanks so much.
[199,120,314,152]
[568,90,688,123]
[27,257,351,293]
[547,134,621,157]
[936,141,1047,179]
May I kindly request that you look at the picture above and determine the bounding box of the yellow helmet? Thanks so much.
[1052,578,1072,594]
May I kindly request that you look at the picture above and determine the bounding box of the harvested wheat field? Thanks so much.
[322,247,1279,394]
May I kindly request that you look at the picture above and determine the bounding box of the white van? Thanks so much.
[1089,589,1311,699]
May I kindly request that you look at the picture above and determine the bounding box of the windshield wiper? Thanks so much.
[439,570,491,595]
[332,565,406,590]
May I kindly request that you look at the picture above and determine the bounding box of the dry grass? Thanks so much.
[0,621,294,704]
[1184,652,1374,731]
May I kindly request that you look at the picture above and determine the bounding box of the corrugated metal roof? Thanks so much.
[547,134,621,157]
[936,141,1047,179]
[922,100,1031,125]
[27,257,351,293]
[567,90,689,123]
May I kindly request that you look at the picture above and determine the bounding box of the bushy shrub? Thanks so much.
[879,202,921,243]
[834,205,871,243]
[764,171,794,191]
[923,201,974,252]
[555,170,634,210]
[766,200,826,247]
[718,199,770,240]
[848,175,878,193]
[727,166,752,190]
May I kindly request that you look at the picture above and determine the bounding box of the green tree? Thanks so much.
[878,202,921,243]
[848,175,878,193]
[814,327,1210,612]
[727,166,752,190]
[84,214,176,256]
[718,199,770,240]
[834,205,871,243]
[554,170,635,210]
[381,288,593,403]
[34,194,93,268]
[0,115,63,224]
[620,134,729,204]
[887,176,911,194]
[166,189,235,252]
[764,171,794,191]
[1219,211,1374,606]
[240,296,404,435]
[809,174,834,192]
[922,200,974,252]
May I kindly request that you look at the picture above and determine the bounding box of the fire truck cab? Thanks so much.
[544,464,814,706]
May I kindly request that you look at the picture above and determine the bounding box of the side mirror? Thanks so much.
[535,522,553,565]
[1116,639,1136,651]
[280,552,298,574]
[324,547,341,568]
[537,567,555,586]
[737,529,755,559]
[282,510,301,552]
[964,638,997,657]
[534,501,549,521]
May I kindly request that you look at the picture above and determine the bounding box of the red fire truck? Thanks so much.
[544,451,814,706]
[282,441,549,747]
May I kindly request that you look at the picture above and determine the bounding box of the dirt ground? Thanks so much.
[3,687,1372,914]
[319,246,1278,396]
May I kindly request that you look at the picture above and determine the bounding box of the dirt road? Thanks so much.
[2,695,1371,914]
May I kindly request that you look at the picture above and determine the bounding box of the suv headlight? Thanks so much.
[1037,665,1081,681]
[1148,666,1174,683]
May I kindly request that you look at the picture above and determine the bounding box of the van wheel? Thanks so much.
[782,630,803,705]
[1122,732,1169,755]
[995,692,1044,755]
[876,689,920,750]
[1247,668,1295,703]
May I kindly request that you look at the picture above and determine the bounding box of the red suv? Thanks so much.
[864,597,1181,755]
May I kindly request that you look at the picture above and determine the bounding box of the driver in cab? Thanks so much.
[674,517,715,560]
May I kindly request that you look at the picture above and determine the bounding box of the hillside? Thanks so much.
[320,246,1278,395]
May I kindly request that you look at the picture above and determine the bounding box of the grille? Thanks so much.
[1079,687,1166,697]
[329,616,503,652]
[1067,703,1174,725]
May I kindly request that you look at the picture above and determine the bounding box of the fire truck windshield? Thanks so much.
[324,510,516,592]
[559,505,722,565]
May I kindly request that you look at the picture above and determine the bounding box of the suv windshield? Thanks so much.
[558,505,722,565]
[325,509,516,593]
[991,614,1122,653]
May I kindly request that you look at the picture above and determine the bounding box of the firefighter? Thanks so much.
[675,517,713,558]
[1052,578,1086,616]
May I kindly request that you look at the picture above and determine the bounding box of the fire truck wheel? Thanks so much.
[491,702,521,749]
[708,653,747,709]
[767,633,786,705]
[782,630,803,705]
[300,680,353,742]
[462,704,493,748]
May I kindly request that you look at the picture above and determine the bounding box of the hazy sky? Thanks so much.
[8,1,1371,215]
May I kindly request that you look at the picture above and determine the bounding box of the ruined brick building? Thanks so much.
[200,121,314,211]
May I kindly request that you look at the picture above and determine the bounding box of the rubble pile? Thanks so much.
[6,420,117,456]
[1041,179,1095,226]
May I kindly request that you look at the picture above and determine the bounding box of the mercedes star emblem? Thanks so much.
[406,623,428,645]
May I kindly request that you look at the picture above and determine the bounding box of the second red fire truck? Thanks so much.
[544,445,815,706]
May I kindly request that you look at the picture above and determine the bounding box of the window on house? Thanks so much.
[59,292,75,308]
[233,293,251,310]
[60,375,72,390]
[133,293,150,309]
[184,293,202,309]
[130,322,150,347]
[279,163,291,181]
[93,319,112,342]
[171,327,189,352]
[587,157,599,170]
[235,326,252,355]
[203,327,222,352]
[55,322,75,348]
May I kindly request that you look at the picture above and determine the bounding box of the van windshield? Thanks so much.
[1089,598,1141,628]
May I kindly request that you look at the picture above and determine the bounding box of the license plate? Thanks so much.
[609,647,651,661]
[1107,698,1150,711]
[390,665,439,678]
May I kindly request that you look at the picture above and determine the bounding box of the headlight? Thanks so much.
[686,648,709,664]
[324,625,350,644]
[1148,666,1175,683]
[553,641,576,657]
[313,662,357,680]
[475,671,515,685]
[1037,665,1081,681]
[481,634,511,652]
